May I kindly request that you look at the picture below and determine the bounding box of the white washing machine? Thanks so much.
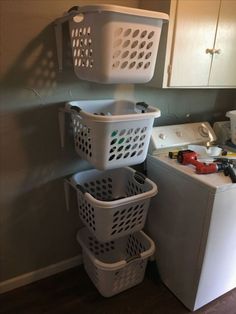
[146,122,236,311]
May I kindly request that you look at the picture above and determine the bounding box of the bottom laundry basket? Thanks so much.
[77,227,155,297]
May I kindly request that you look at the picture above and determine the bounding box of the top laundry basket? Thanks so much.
[56,4,169,83]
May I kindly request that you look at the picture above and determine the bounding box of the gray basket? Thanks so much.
[61,99,161,170]
[65,167,157,242]
[77,227,155,297]
[62,5,168,83]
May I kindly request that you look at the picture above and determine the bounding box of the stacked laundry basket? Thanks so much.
[56,4,168,297]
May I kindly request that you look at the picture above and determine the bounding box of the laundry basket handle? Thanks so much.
[134,171,146,184]
[76,184,87,194]
[126,254,141,263]
[68,6,80,13]
[70,106,82,113]
[136,102,149,113]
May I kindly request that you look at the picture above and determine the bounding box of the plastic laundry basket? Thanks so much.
[66,167,157,242]
[77,227,155,297]
[226,110,236,145]
[64,99,161,170]
[66,4,169,83]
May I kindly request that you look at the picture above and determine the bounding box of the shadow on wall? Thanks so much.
[0,20,93,178]
[1,20,115,109]
[1,21,76,104]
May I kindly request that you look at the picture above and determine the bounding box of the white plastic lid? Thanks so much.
[77,4,169,21]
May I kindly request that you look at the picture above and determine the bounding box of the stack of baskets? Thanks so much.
[57,3,167,297]
[64,99,159,297]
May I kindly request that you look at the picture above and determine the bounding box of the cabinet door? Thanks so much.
[169,0,220,87]
[209,0,236,86]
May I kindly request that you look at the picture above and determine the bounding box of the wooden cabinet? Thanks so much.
[140,0,236,88]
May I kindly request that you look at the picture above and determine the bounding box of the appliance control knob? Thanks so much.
[199,125,209,137]
[159,133,166,140]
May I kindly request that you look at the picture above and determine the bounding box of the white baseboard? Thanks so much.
[0,254,83,294]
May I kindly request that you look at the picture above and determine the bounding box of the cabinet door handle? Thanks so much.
[214,48,221,54]
[206,48,213,54]
[206,48,221,54]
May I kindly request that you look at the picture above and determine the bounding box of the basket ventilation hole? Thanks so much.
[147,42,153,50]
[129,62,135,69]
[127,180,144,196]
[119,129,126,136]
[115,28,123,37]
[133,30,140,38]
[126,234,146,257]
[111,130,118,137]
[110,203,145,236]
[108,127,147,162]
[138,52,144,59]
[123,40,130,48]
[121,62,128,69]
[113,264,144,291]
[72,26,93,69]
[89,238,115,256]
[112,27,155,71]
[139,42,146,49]
[124,28,132,37]
[148,31,155,39]
[79,200,96,231]
[130,51,137,59]
[82,178,113,201]
[109,155,115,161]
[137,62,143,69]
[131,41,138,49]
[122,51,129,58]
[141,30,147,38]
[74,118,92,158]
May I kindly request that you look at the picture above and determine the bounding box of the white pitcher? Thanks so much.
[226,110,236,145]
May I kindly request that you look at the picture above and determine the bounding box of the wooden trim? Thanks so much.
[0,255,83,294]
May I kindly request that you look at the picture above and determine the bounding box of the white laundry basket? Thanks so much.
[66,4,168,83]
[226,110,236,145]
[77,227,155,297]
[66,167,157,242]
[63,99,161,170]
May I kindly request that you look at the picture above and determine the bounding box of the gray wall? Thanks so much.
[0,0,235,283]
